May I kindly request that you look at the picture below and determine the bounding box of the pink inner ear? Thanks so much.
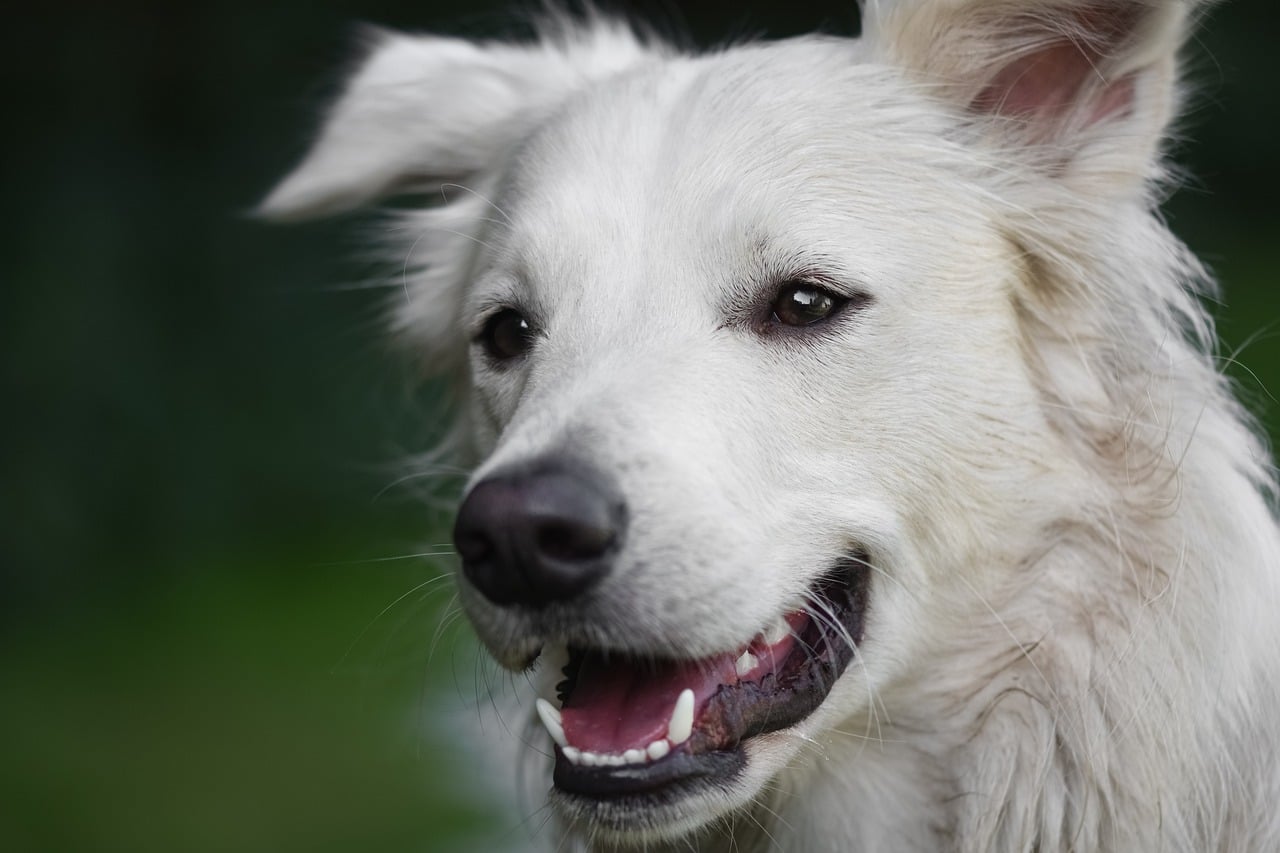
[969,4,1141,131]
[972,42,1135,128]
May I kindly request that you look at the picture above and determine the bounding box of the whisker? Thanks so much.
[312,549,455,567]
[439,182,515,227]
[331,572,456,671]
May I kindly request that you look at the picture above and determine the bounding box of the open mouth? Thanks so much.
[534,555,871,805]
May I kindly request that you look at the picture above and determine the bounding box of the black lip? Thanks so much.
[553,747,745,799]
[550,554,871,802]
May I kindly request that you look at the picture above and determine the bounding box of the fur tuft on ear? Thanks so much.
[861,0,1203,190]
[258,17,658,221]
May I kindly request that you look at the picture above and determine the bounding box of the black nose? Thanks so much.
[453,461,626,608]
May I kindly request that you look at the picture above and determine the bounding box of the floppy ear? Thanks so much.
[860,0,1199,194]
[259,20,656,220]
[259,19,658,371]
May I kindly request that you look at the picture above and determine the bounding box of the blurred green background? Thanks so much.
[2,1,1276,851]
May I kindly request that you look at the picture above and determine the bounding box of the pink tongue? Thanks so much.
[558,612,809,755]
[560,651,736,754]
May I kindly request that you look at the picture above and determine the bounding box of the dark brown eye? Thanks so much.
[479,309,534,361]
[770,282,847,327]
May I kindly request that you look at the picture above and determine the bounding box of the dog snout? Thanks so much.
[453,460,626,608]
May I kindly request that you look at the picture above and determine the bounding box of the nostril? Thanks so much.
[535,519,615,562]
[454,530,493,564]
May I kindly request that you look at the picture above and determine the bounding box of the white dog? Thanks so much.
[262,1,1280,849]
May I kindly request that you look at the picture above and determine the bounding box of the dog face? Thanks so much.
[453,52,1057,837]
[264,1,1192,845]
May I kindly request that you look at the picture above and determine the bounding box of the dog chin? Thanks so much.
[507,556,872,843]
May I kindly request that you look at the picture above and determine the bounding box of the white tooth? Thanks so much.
[647,739,671,760]
[562,746,581,764]
[735,651,759,677]
[763,615,790,646]
[667,688,695,745]
[607,754,627,766]
[581,751,599,767]
[623,748,645,765]
[535,698,567,748]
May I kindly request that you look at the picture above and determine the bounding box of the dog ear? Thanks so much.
[861,0,1200,194]
[258,19,656,372]
[258,20,654,220]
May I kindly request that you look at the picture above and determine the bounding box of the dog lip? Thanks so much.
[545,554,871,801]
[552,743,746,799]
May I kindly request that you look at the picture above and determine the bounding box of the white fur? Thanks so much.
[265,2,1280,850]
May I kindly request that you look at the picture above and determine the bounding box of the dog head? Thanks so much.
[264,1,1198,844]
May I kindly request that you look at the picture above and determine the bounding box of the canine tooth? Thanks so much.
[667,688,695,745]
[562,746,582,764]
[623,748,645,764]
[535,698,567,748]
[763,615,790,646]
[735,650,759,677]
[647,739,670,760]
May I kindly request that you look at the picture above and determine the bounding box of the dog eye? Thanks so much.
[770,282,847,327]
[479,309,535,361]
